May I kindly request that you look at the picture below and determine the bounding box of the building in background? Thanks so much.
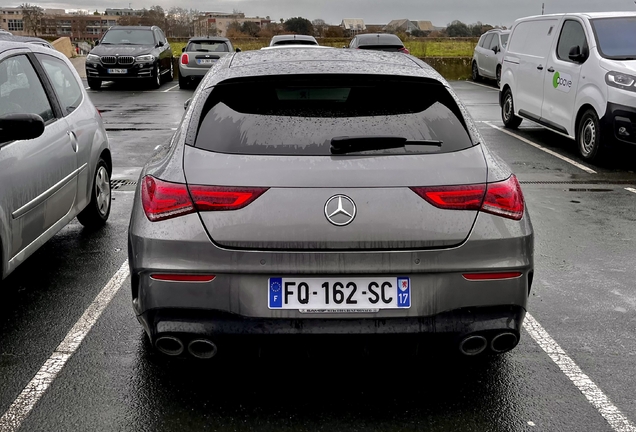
[340,19,366,36]
[40,13,119,41]
[104,8,144,16]
[195,12,271,37]
[0,7,26,36]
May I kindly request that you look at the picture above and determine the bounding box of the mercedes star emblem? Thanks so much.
[324,195,357,226]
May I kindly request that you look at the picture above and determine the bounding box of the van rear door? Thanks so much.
[507,18,560,118]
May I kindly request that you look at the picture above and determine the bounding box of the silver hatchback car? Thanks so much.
[1,41,111,282]
[128,48,533,359]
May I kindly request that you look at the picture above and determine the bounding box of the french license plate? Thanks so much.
[268,277,411,312]
[197,59,216,65]
[107,69,127,74]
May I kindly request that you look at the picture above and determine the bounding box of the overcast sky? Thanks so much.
[16,0,636,26]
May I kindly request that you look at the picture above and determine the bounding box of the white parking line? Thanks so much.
[483,121,597,174]
[626,187,636,194]
[163,84,179,93]
[0,261,129,432]
[465,81,499,92]
[524,313,636,432]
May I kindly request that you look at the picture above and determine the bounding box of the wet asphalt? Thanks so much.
[1,77,635,431]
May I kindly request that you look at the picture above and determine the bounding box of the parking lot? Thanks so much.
[1,77,636,432]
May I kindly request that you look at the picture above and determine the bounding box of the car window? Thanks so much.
[187,41,229,52]
[556,20,588,62]
[349,38,356,48]
[36,54,82,115]
[158,29,167,43]
[477,35,486,48]
[193,77,474,156]
[489,34,499,51]
[153,30,162,44]
[101,29,155,45]
[0,54,54,122]
[501,34,510,48]
[481,34,494,50]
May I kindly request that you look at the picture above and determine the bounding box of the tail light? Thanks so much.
[181,53,189,65]
[96,108,102,118]
[410,175,524,221]
[399,47,410,54]
[150,274,216,282]
[463,272,522,281]
[141,176,268,222]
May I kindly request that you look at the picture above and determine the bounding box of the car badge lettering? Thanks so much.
[324,195,356,226]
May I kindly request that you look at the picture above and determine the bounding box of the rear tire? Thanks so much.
[501,88,522,129]
[77,159,111,229]
[179,73,188,89]
[576,109,604,162]
[87,78,101,90]
[472,61,481,82]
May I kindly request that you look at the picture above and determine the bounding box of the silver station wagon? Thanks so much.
[1,41,112,282]
[128,48,534,360]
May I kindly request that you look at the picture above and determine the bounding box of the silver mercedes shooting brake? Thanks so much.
[128,48,534,359]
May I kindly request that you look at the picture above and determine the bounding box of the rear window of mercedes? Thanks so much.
[193,76,474,156]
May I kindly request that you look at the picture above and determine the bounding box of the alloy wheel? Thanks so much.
[95,166,111,217]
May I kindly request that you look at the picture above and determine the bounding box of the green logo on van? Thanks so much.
[552,71,573,93]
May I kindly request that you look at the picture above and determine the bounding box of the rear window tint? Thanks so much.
[193,76,474,156]
[187,41,229,52]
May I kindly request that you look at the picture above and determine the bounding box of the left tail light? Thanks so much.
[141,175,268,222]
[399,47,410,54]
[410,175,524,221]
[181,53,189,65]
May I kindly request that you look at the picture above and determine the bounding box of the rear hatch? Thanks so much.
[183,75,486,251]
[184,40,230,68]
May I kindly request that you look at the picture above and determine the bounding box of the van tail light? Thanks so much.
[410,175,524,221]
[398,47,410,54]
[141,176,268,222]
[181,53,189,65]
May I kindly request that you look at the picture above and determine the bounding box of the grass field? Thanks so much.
[170,38,476,58]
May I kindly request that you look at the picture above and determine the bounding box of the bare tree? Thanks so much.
[312,18,327,37]
[20,3,44,36]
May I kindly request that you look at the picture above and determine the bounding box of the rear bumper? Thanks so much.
[85,62,155,81]
[601,101,636,145]
[138,305,526,341]
[179,64,210,78]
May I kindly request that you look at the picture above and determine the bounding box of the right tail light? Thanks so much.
[410,175,524,221]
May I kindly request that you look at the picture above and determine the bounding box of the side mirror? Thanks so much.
[568,45,587,63]
[184,98,191,110]
[492,46,499,54]
[181,47,185,52]
[235,47,241,53]
[158,41,165,47]
[342,46,347,49]
[94,40,99,45]
[0,114,45,144]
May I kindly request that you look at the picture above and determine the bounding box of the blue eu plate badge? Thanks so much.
[397,277,410,308]
[269,278,283,308]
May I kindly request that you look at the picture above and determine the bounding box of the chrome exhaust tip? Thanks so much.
[155,335,184,356]
[490,332,519,353]
[458,335,488,356]
[187,339,218,359]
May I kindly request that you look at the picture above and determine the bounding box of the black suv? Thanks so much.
[85,25,173,90]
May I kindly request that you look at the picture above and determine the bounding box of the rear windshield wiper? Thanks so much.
[330,136,443,154]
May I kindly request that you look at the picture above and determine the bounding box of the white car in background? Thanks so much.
[472,29,510,87]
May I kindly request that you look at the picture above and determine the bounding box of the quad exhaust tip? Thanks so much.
[155,336,185,356]
[187,339,218,359]
[458,335,488,356]
[490,332,519,353]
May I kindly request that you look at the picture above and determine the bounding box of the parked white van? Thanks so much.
[500,12,636,161]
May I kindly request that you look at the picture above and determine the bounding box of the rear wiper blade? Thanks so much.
[330,136,442,154]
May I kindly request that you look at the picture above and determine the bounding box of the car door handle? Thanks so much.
[547,67,555,73]
[537,65,544,70]
[67,131,78,153]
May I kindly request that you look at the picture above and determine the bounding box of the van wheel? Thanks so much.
[77,159,111,229]
[496,66,501,88]
[577,109,604,161]
[501,88,522,129]
[472,62,481,82]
